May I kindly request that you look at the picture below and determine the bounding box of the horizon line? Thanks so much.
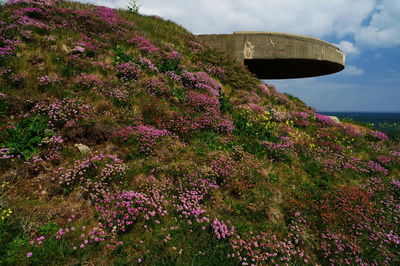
[318,111,400,113]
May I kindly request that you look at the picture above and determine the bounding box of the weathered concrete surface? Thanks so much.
[197,31,345,79]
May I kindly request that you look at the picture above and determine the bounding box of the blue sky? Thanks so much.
[80,0,400,112]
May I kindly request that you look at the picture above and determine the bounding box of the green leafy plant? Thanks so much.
[39,222,58,236]
[172,87,186,102]
[113,47,133,64]
[159,58,182,73]
[0,98,9,116]
[4,116,51,160]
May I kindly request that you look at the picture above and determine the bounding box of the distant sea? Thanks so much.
[319,112,400,125]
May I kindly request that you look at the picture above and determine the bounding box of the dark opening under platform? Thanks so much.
[244,58,345,79]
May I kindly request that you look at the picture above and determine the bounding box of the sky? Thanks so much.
[79,0,400,112]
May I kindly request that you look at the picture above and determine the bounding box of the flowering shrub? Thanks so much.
[367,160,388,176]
[257,83,271,96]
[0,147,14,160]
[338,123,361,136]
[166,51,183,61]
[141,76,170,97]
[54,153,127,199]
[39,135,63,161]
[371,130,389,141]
[28,98,90,129]
[210,155,238,184]
[185,91,219,112]
[262,136,295,162]
[116,62,141,81]
[5,0,55,7]
[215,116,235,134]
[165,71,182,83]
[0,45,15,57]
[138,56,158,72]
[95,190,168,234]
[376,155,394,165]
[129,36,159,54]
[314,113,337,125]
[38,75,59,89]
[188,41,204,53]
[182,71,221,97]
[114,125,173,155]
[71,45,85,54]
[230,228,310,265]
[74,74,102,90]
[211,218,234,240]
[175,173,218,219]
[233,108,276,141]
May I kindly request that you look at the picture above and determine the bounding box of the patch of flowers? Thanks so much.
[262,136,295,161]
[367,160,388,176]
[141,76,170,97]
[95,189,168,234]
[371,130,389,141]
[230,228,310,265]
[211,218,234,240]
[314,113,337,125]
[38,75,60,89]
[0,147,14,160]
[5,0,56,7]
[74,74,103,90]
[116,62,141,81]
[27,98,91,129]
[138,56,158,72]
[54,153,127,199]
[174,173,218,220]
[113,125,173,155]
[129,36,159,54]
[210,155,238,185]
[182,71,221,97]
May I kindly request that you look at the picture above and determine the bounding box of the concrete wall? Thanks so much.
[197,32,345,79]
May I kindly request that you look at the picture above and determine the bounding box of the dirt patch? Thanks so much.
[61,122,114,146]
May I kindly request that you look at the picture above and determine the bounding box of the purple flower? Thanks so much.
[71,45,85,54]
[166,51,183,60]
[116,62,141,81]
[315,113,337,125]
[372,131,388,141]
[38,75,59,87]
[129,37,159,54]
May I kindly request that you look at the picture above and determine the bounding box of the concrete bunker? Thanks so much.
[197,31,345,79]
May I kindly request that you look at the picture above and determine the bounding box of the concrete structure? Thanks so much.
[197,31,345,79]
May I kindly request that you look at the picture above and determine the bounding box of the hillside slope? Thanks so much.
[0,1,399,265]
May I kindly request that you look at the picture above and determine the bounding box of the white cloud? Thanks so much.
[138,0,376,37]
[334,40,360,56]
[77,0,400,49]
[355,0,400,47]
[343,65,364,76]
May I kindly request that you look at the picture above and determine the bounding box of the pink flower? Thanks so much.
[26,252,33,258]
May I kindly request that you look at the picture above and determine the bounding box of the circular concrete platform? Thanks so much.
[197,31,345,79]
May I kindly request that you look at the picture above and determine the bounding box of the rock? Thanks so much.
[62,44,70,53]
[74,144,91,154]
[327,116,340,124]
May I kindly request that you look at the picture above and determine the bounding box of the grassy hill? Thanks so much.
[0,1,399,265]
